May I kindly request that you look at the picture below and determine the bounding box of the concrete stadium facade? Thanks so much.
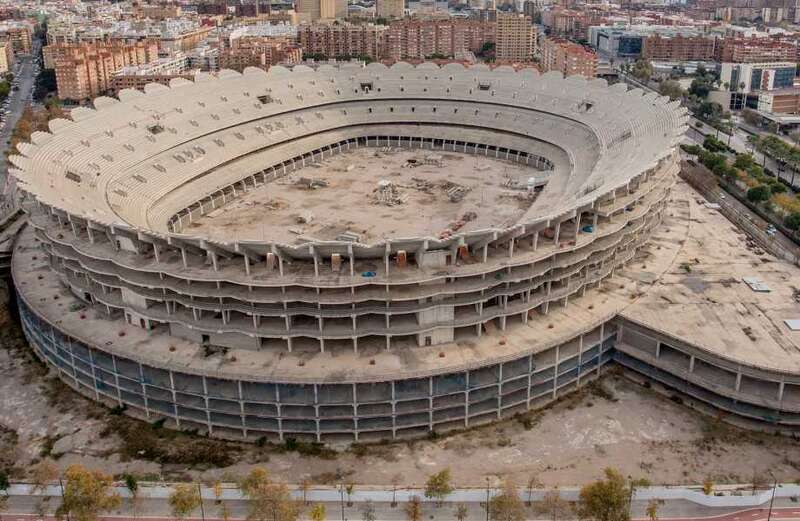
[12,62,793,442]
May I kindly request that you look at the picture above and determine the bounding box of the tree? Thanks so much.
[0,471,8,493]
[747,185,771,203]
[240,468,299,521]
[645,500,659,521]
[658,80,683,101]
[56,465,121,521]
[360,500,376,521]
[404,496,423,521]
[30,460,59,492]
[424,469,453,507]
[454,504,469,521]
[742,108,762,127]
[535,490,572,521]
[0,492,7,521]
[576,468,630,521]
[702,478,714,496]
[526,474,542,505]
[631,60,653,82]
[309,504,326,521]
[785,212,800,230]
[489,479,525,521]
[123,474,139,520]
[169,484,201,520]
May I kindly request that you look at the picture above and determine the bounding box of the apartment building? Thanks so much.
[715,37,798,63]
[298,23,387,59]
[539,36,597,78]
[131,2,183,20]
[377,0,405,19]
[495,13,535,63]
[0,41,13,74]
[641,33,716,61]
[296,0,347,22]
[384,19,494,60]
[0,22,33,54]
[219,42,303,71]
[50,41,160,101]
[158,25,214,54]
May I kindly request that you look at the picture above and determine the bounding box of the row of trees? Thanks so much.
[0,465,672,521]
[682,141,800,231]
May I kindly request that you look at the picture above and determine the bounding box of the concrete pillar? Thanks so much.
[689,356,695,373]
[553,221,561,244]
[735,370,742,392]
[552,344,560,399]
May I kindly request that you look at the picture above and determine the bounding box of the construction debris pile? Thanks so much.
[296,177,329,189]
[439,210,478,239]
[374,180,409,206]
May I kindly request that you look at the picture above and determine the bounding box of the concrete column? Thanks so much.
[552,344,560,399]
[428,377,434,431]
[778,380,785,402]
[689,356,695,373]
[553,221,561,244]
[532,231,539,251]
[735,370,742,392]
[496,363,503,419]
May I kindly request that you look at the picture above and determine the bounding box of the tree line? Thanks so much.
[0,464,673,521]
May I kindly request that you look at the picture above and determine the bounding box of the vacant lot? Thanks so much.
[2,309,800,487]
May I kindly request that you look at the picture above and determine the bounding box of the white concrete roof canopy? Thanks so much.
[12,62,687,251]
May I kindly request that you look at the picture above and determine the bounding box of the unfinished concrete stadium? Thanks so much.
[8,62,800,443]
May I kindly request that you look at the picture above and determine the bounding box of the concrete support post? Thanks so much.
[496,363,503,419]
[553,221,561,245]
[552,344,560,399]
[428,377,434,431]
[689,356,695,373]
[735,370,742,392]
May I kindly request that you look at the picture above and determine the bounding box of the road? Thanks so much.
[0,38,40,192]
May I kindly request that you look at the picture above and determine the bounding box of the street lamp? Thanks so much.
[766,470,777,521]
[339,482,346,521]
[485,477,491,521]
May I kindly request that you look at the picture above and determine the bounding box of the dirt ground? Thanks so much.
[188,148,540,244]
[2,309,800,487]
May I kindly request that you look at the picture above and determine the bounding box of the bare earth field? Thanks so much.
[1,313,799,486]
[188,148,543,244]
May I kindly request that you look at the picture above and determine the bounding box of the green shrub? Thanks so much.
[747,185,771,203]
[703,135,726,153]
[680,143,701,155]
[770,182,787,194]
[785,212,800,231]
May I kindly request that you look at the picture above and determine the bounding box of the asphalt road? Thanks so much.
[0,40,40,192]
